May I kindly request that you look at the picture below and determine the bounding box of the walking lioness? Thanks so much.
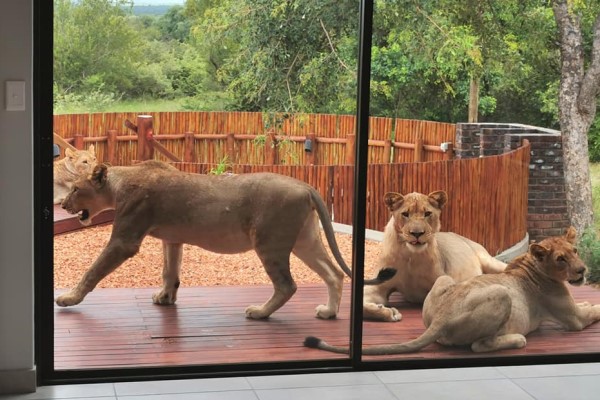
[56,161,386,319]
[305,227,600,354]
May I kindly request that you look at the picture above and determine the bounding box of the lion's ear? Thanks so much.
[428,191,447,209]
[384,192,404,211]
[529,243,549,261]
[90,164,109,188]
[88,144,95,155]
[565,226,577,244]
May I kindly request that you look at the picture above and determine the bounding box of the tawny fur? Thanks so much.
[363,191,506,322]
[306,227,600,354]
[53,145,97,204]
[56,160,381,320]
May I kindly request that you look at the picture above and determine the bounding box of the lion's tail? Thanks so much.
[309,189,353,278]
[304,322,443,355]
[309,189,396,285]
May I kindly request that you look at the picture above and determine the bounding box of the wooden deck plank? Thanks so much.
[54,284,600,370]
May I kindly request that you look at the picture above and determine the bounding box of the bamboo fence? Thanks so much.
[53,112,456,166]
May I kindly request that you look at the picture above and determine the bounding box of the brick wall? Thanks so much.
[455,123,569,242]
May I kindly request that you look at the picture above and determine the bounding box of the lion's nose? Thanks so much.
[576,266,586,275]
[411,231,424,239]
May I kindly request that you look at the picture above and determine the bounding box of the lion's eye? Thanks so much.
[573,248,578,254]
[401,212,409,218]
[557,256,566,262]
[424,211,432,217]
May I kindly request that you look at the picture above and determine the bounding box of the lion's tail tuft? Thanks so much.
[303,336,322,348]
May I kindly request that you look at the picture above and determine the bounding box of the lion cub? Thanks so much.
[363,191,506,322]
[306,227,600,354]
[53,145,97,204]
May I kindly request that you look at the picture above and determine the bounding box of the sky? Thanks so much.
[133,0,185,5]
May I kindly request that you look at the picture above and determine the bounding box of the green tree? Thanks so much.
[191,0,359,113]
[54,0,144,95]
[552,0,600,234]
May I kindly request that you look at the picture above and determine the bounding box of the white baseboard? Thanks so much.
[0,367,36,394]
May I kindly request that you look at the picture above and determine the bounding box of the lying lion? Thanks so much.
[306,227,600,354]
[56,160,385,319]
[363,190,507,322]
[53,145,97,204]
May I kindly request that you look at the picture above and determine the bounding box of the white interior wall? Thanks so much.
[0,0,36,394]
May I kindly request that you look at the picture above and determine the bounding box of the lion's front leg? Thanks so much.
[56,238,140,307]
[152,242,183,305]
[572,302,600,329]
[363,284,401,322]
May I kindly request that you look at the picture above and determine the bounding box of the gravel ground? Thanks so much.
[54,224,383,289]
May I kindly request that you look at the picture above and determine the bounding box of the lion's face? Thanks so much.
[530,227,587,286]
[64,145,97,175]
[383,191,447,253]
[61,163,110,226]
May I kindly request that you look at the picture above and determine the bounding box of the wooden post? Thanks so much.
[226,133,236,163]
[73,134,84,150]
[137,115,154,161]
[383,139,392,163]
[345,134,355,165]
[264,131,279,165]
[184,131,197,163]
[305,133,317,165]
[414,137,423,162]
[107,130,117,165]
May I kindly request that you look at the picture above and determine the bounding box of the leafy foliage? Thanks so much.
[577,227,600,284]
[52,0,600,143]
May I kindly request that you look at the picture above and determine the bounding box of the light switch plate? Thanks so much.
[5,81,26,111]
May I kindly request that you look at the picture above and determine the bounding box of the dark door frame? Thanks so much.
[34,0,599,386]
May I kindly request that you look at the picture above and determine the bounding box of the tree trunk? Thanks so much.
[468,76,479,123]
[553,0,599,235]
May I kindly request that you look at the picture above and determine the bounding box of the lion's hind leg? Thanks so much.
[152,242,183,305]
[436,284,514,351]
[479,253,507,274]
[292,215,344,319]
[471,334,527,353]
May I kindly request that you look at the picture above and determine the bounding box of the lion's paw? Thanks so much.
[315,305,337,319]
[55,292,83,307]
[380,305,402,322]
[245,305,270,319]
[152,290,176,305]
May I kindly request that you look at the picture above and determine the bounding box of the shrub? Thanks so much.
[577,228,600,284]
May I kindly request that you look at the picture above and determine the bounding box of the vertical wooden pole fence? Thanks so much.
[305,133,317,165]
[184,131,197,163]
[345,134,356,165]
[136,115,154,161]
[73,134,84,150]
[226,133,236,163]
[414,137,423,162]
[107,130,117,165]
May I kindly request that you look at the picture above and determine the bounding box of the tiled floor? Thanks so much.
[1,363,599,400]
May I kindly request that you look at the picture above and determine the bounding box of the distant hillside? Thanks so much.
[132,5,173,16]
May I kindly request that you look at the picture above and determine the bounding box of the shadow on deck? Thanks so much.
[54,283,600,370]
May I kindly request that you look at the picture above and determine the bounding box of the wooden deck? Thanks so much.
[54,204,114,235]
[54,284,600,370]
